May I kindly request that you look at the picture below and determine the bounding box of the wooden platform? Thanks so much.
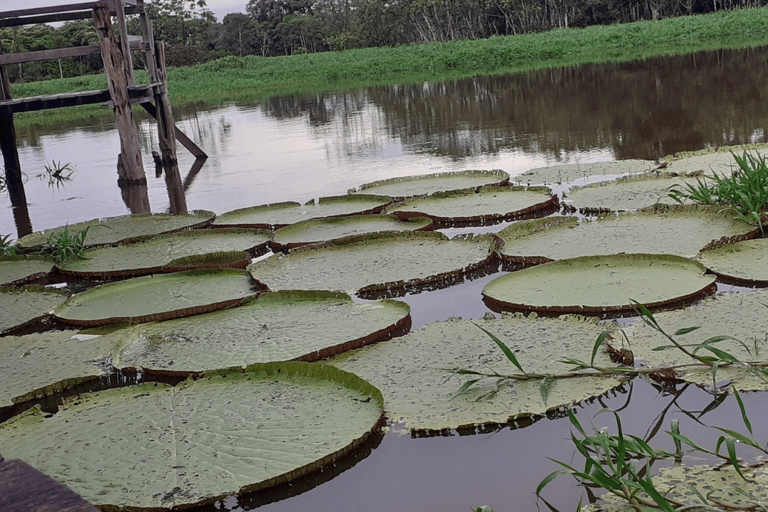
[0,83,163,114]
[0,456,100,512]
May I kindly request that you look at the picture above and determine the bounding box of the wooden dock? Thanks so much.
[0,456,100,512]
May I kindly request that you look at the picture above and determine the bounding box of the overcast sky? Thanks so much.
[3,0,249,23]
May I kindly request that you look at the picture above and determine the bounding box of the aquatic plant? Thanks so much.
[37,160,74,189]
[0,234,19,257]
[38,225,89,264]
[455,304,768,510]
[668,151,768,233]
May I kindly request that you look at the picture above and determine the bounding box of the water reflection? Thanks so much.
[4,46,768,237]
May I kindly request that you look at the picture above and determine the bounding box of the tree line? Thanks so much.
[1,0,767,82]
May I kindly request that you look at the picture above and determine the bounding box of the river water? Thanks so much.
[3,45,768,511]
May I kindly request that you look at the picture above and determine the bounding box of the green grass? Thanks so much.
[9,6,768,128]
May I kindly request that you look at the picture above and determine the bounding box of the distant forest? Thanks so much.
[1,0,766,82]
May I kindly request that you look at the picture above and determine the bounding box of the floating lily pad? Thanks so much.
[483,254,716,316]
[618,289,768,391]
[212,195,392,229]
[17,211,216,249]
[566,173,700,213]
[496,206,758,266]
[517,160,653,186]
[270,214,432,251]
[247,231,497,298]
[696,238,768,287]
[54,269,258,327]
[0,330,112,407]
[0,362,384,510]
[384,186,558,226]
[327,316,625,432]
[664,143,768,176]
[0,256,52,286]
[56,229,269,278]
[584,462,768,512]
[0,286,69,335]
[109,290,411,372]
[349,170,510,199]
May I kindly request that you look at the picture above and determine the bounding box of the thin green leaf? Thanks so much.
[733,387,754,437]
[472,322,526,375]
[540,376,555,406]
[725,438,746,480]
[591,331,611,367]
[536,470,567,497]
[674,326,700,336]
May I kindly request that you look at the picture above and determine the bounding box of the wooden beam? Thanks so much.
[0,40,143,66]
[0,3,141,28]
[93,0,149,212]
[0,2,100,18]
[0,44,32,238]
[140,102,208,159]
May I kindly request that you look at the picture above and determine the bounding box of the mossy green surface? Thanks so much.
[351,170,510,198]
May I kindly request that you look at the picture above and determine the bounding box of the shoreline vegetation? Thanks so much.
[10,6,768,129]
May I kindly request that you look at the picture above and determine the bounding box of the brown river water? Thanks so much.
[3,45,768,511]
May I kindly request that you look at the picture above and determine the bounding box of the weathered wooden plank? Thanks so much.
[0,44,32,238]
[93,0,149,211]
[140,101,208,158]
[0,2,100,18]
[0,458,100,512]
[0,40,143,66]
[0,84,159,113]
[0,3,141,28]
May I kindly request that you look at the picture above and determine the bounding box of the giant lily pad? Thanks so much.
[496,206,758,266]
[0,256,52,286]
[384,186,558,226]
[618,289,768,391]
[517,160,653,186]
[270,214,432,251]
[584,462,768,511]
[54,269,258,327]
[56,229,269,278]
[0,286,69,335]
[349,169,510,199]
[0,362,384,510]
[483,254,716,316]
[696,238,768,286]
[212,195,392,229]
[565,173,701,213]
[17,211,216,249]
[247,231,497,298]
[109,290,411,372]
[664,143,768,176]
[0,330,112,407]
[327,316,625,432]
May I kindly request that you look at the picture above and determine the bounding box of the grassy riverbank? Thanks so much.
[11,6,768,128]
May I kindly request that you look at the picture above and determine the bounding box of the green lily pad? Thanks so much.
[350,169,510,199]
[56,229,269,278]
[17,211,216,249]
[483,254,716,316]
[53,269,258,327]
[618,289,768,391]
[517,160,654,186]
[271,214,433,251]
[566,173,700,213]
[109,290,411,372]
[0,256,52,286]
[696,238,768,287]
[664,143,768,175]
[384,185,558,226]
[0,286,69,335]
[212,195,392,229]
[0,330,112,407]
[247,231,497,297]
[327,316,625,432]
[584,462,768,511]
[0,362,384,510]
[496,206,758,266]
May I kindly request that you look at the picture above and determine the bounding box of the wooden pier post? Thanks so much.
[0,44,32,238]
[153,41,187,214]
[92,0,149,213]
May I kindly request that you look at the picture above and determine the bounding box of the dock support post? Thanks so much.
[153,41,187,215]
[93,0,149,213]
[0,44,32,238]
